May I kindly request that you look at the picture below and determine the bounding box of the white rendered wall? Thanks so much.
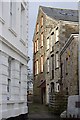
[0,1,28,119]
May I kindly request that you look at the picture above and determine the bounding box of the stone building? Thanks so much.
[33,6,78,104]
[0,1,29,120]
[60,34,78,95]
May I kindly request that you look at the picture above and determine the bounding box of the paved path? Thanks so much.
[28,102,61,120]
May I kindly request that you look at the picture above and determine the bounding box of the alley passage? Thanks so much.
[28,102,61,120]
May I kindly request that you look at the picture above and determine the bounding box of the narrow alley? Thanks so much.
[28,102,61,120]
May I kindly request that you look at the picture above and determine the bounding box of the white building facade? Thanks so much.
[0,1,29,120]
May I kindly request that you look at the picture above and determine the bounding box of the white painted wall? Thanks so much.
[0,1,28,119]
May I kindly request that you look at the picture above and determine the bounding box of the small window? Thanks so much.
[36,23,39,33]
[41,33,43,47]
[8,57,12,78]
[35,60,38,75]
[55,28,59,43]
[65,57,68,75]
[41,16,43,27]
[7,79,11,93]
[47,37,49,50]
[10,1,16,29]
[34,41,37,53]
[56,83,60,92]
[55,52,59,68]
[58,85,60,91]
[50,32,54,51]
[41,56,43,72]
[47,58,49,73]
[36,39,38,51]
[51,55,54,79]
[61,63,63,78]
[51,82,54,93]
[10,1,12,15]
[36,60,38,74]
[20,3,25,39]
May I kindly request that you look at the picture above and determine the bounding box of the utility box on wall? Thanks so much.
[67,95,80,118]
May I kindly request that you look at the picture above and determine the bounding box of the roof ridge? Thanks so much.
[40,5,78,11]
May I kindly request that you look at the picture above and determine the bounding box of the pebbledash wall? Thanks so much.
[0,1,29,120]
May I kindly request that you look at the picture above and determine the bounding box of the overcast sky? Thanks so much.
[28,1,78,72]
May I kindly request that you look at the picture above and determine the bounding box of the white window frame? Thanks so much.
[56,83,60,92]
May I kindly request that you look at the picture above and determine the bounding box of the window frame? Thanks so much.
[36,23,39,33]
[36,60,38,74]
[36,39,38,52]
[47,58,49,73]
[55,52,59,68]
[41,33,43,47]
[41,16,43,27]
[47,37,49,50]
[51,54,54,79]
[40,56,44,73]
[55,28,59,43]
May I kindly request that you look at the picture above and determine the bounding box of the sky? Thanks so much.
[28,1,79,72]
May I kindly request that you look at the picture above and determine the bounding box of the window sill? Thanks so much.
[20,38,26,46]
[47,72,49,74]
[7,100,15,104]
[35,73,38,76]
[55,41,59,44]
[7,99,25,104]
[8,27,17,37]
[0,17,5,24]
[40,46,43,48]
[55,67,59,70]
[34,51,38,54]
[50,50,54,54]
[46,49,49,51]
[36,32,39,34]
[40,72,43,74]
[41,25,43,28]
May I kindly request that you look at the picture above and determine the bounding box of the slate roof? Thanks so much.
[40,6,78,22]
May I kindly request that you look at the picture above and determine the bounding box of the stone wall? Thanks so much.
[60,35,78,95]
